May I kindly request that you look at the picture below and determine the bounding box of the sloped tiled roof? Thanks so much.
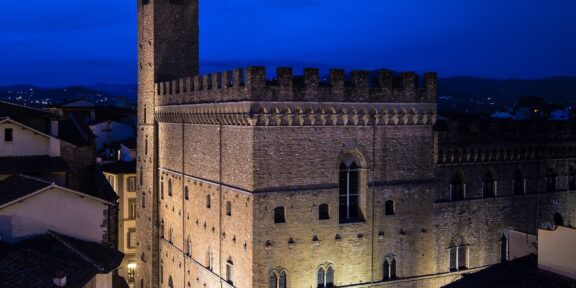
[78,166,118,203]
[0,175,52,206]
[0,231,123,288]
[0,101,57,121]
[0,156,70,174]
[443,255,576,288]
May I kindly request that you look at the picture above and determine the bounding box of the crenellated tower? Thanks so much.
[136,0,199,287]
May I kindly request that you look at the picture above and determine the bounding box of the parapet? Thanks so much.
[155,67,437,106]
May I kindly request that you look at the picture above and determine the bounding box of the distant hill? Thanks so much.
[1,76,575,112]
[88,84,137,100]
[438,76,576,113]
[0,85,117,107]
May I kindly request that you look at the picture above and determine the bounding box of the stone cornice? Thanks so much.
[154,101,437,126]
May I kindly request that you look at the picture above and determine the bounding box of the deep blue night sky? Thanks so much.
[1,0,575,86]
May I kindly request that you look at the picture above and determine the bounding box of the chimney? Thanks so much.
[51,120,59,138]
[53,272,66,287]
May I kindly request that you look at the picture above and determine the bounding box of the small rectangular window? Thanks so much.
[128,198,137,219]
[5,128,13,142]
[127,228,137,249]
[128,177,137,192]
[274,207,286,223]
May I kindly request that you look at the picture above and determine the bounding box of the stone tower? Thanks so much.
[136,0,199,287]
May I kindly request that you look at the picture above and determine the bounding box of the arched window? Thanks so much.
[226,258,234,284]
[546,168,557,192]
[500,234,508,262]
[206,194,211,209]
[326,267,334,288]
[569,165,575,190]
[513,170,525,195]
[168,179,172,197]
[317,266,334,288]
[383,255,398,280]
[226,201,232,216]
[139,168,143,186]
[450,174,465,201]
[279,271,287,288]
[269,270,287,288]
[449,236,468,271]
[554,212,564,226]
[269,272,278,288]
[339,161,361,223]
[385,200,395,216]
[160,219,165,239]
[317,268,325,288]
[319,204,330,220]
[274,207,286,224]
[482,172,496,198]
[184,186,189,200]
[169,225,173,243]
[145,138,148,155]
[168,276,173,288]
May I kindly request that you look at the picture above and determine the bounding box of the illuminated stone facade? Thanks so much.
[136,1,576,287]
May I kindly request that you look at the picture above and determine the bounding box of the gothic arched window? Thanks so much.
[269,270,287,288]
[269,272,278,288]
[450,174,465,201]
[383,255,398,281]
[319,204,330,220]
[385,200,395,216]
[513,169,525,195]
[168,276,174,288]
[206,194,211,209]
[317,268,325,288]
[482,172,496,198]
[449,236,468,271]
[184,186,189,200]
[279,271,287,288]
[326,267,334,288]
[168,179,172,197]
[546,168,557,192]
[339,161,361,223]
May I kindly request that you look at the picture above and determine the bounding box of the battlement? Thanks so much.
[155,67,437,106]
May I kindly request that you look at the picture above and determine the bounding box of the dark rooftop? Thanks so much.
[78,166,118,203]
[100,161,136,174]
[0,231,123,288]
[0,155,70,175]
[58,116,94,146]
[120,137,137,150]
[443,255,576,288]
[0,175,52,206]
